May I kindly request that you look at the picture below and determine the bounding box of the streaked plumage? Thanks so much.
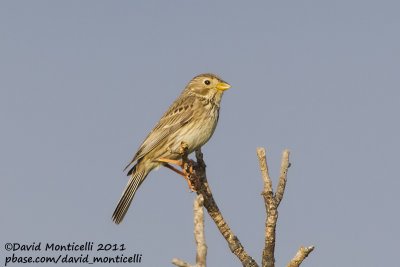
[112,73,231,224]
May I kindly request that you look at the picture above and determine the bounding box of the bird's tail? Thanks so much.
[112,165,148,224]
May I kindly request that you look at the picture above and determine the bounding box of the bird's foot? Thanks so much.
[182,159,199,192]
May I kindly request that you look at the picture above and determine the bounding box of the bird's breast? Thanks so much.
[177,103,219,153]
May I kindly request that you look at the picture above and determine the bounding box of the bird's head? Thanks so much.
[186,73,231,99]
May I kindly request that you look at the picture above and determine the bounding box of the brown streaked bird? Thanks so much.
[112,73,231,224]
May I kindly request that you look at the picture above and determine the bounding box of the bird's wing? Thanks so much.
[123,94,197,172]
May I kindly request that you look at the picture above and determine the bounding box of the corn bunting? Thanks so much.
[112,73,231,224]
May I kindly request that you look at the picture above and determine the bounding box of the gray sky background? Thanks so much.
[1,1,399,266]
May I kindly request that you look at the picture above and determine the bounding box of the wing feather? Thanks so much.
[123,94,196,172]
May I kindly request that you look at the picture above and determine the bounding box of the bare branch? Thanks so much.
[172,145,313,267]
[256,147,273,196]
[172,195,207,267]
[275,149,290,206]
[191,149,259,267]
[286,246,315,267]
[194,195,207,267]
[172,258,193,267]
[257,148,277,267]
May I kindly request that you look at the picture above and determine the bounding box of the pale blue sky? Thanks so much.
[1,1,399,266]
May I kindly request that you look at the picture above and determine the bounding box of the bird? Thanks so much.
[112,73,231,224]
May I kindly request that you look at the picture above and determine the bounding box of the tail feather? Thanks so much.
[112,167,147,224]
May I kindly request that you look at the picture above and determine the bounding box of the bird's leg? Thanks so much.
[162,163,186,176]
[161,163,196,191]
[156,142,197,191]
[156,158,184,168]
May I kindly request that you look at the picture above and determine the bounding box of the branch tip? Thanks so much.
[275,149,291,206]
[172,258,193,267]
[286,245,315,267]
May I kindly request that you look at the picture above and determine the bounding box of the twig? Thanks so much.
[286,246,315,267]
[257,147,273,195]
[275,150,290,206]
[257,148,278,267]
[172,195,207,267]
[194,195,207,267]
[172,258,193,267]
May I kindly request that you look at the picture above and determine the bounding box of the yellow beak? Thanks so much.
[216,81,231,91]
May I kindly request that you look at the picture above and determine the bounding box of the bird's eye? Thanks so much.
[204,80,211,85]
